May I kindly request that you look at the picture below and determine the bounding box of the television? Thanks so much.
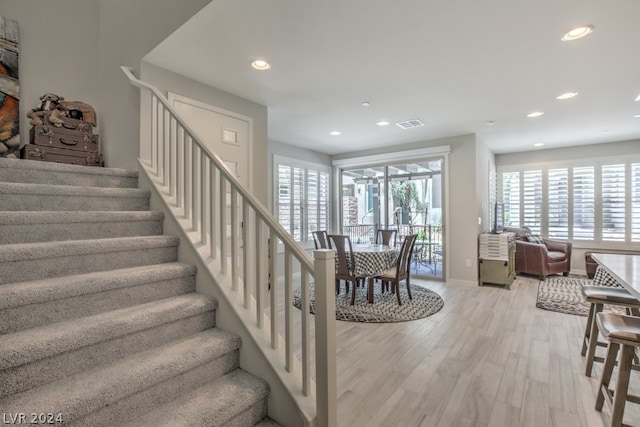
[493,202,504,233]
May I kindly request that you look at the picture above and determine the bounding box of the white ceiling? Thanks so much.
[144,0,640,156]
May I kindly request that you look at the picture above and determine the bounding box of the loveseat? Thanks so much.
[503,226,572,279]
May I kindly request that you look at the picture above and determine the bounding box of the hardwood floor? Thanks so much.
[327,276,640,427]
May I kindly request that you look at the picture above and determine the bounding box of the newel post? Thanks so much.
[313,249,337,427]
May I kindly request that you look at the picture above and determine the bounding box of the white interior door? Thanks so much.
[168,93,253,278]
[168,93,252,190]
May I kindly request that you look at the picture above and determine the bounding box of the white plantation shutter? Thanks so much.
[601,164,626,241]
[306,169,330,241]
[522,170,542,233]
[292,167,304,241]
[548,168,569,238]
[500,158,640,245]
[275,157,330,243]
[632,163,640,242]
[502,171,520,227]
[573,166,595,240]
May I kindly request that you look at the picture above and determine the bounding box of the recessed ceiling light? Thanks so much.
[251,59,271,70]
[634,114,640,118]
[376,121,390,126]
[485,121,495,126]
[557,92,578,100]
[527,111,544,118]
[330,131,342,136]
[362,102,371,107]
[635,93,640,102]
[534,143,544,147]
[561,25,594,41]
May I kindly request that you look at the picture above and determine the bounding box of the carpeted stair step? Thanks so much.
[0,157,138,188]
[0,293,218,397]
[0,262,197,334]
[0,182,150,212]
[254,418,284,426]
[0,235,179,285]
[0,211,164,244]
[125,369,269,427]
[0,329,242,426]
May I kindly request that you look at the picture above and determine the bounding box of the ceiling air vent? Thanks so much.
[395,119,425,129]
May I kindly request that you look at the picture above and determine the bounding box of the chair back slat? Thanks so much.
[328,234,355,277]
[396,234,418,277]
[376,229,398,246]
[313,230,331,249]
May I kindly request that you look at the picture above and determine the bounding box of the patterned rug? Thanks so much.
[536,275,626,317]
[292,283,444,323]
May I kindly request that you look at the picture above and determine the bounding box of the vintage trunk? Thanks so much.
[21,144,102,167]
[30,125,99,153]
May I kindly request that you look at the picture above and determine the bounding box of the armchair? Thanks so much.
[504,226,572,279]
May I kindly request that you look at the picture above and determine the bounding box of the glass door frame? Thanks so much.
[335,155,446,281]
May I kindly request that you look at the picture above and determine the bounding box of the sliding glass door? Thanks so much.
[340,158,444,280]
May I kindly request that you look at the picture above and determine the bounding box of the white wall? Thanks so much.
[0,0,212,170]
[140,62,269,204]
[476,136,496,234]
[1,0,100,149]
[495,139,640,167]
[96,0,212,170]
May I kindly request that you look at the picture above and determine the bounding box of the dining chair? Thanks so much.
[328,234,361,304]
[376,229,398,247]
[312,230,331,249]
[376,234,418,305]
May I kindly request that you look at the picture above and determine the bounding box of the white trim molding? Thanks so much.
[332,145,451,168]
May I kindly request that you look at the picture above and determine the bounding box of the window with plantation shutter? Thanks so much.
[632,163,640,242]
[275,156,330,244]
[522,170,542,233]
[548,168,569,238]
[601,164,625,241]
[499,157,640,245]
[573,166,594,240]
[305,169,330,242]
[502,171,520,227]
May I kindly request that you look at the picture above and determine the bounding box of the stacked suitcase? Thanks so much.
[22,111,102,167]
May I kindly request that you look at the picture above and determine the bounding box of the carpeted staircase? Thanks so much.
[0,157,278,426]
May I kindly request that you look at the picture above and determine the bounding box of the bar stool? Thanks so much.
[581,285,640,377]
[594,313,640,427]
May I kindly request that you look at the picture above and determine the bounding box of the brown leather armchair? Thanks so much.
[504,227,572,279]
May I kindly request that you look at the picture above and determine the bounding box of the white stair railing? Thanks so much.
[122,66,336,427]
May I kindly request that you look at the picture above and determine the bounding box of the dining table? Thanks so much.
[591,253,640,300]
[350,243,400,303]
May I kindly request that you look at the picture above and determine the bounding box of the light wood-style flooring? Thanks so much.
[328,276,640,427]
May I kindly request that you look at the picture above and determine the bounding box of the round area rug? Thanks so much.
[292,283,444,323]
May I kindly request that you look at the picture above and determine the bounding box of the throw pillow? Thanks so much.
[526,233,544,244]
